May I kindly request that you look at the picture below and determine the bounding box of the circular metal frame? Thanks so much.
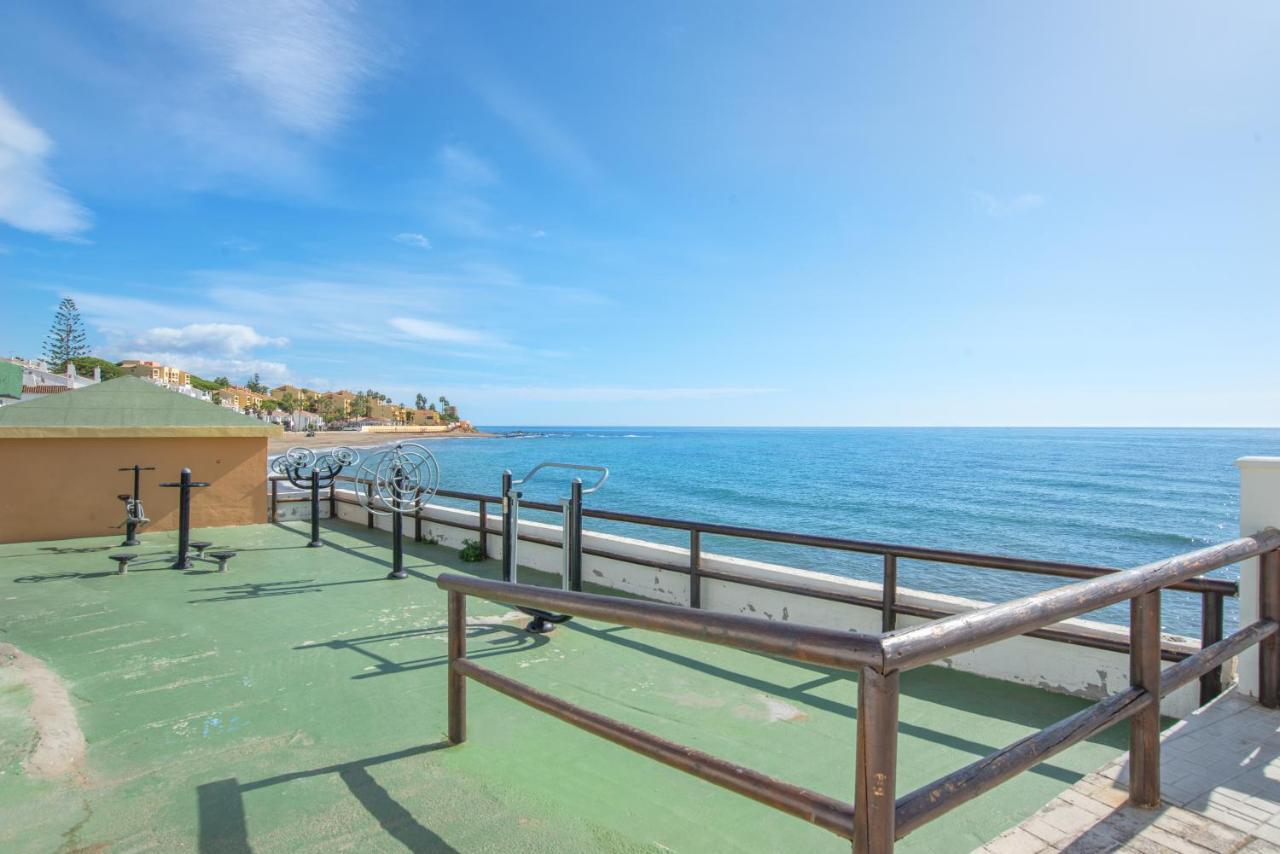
[356,443,440,516]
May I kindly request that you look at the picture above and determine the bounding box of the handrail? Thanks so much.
[880,529,1280,672]
[510,461,609,494]
[437,574,883,670]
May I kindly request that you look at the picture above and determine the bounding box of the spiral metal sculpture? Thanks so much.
[274,446,359,547]
[355,443,440,579]
[355,443,439,515]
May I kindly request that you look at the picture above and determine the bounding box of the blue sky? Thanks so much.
[1,2,1277,426]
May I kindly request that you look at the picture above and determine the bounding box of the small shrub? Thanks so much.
[421,533,441,546]
[458,539,483,562]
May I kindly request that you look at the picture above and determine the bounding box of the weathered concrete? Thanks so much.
[0,520,1130,852]
[978,689,1280,852]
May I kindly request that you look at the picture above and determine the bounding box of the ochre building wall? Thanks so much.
[0,437,267,543]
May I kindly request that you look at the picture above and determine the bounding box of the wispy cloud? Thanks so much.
[0,91,92,238]
[438,144,499,186]
[124,323,288,357]
[394,232,431,249]
[389,316,497,345]
[471,77,597,181]
[973,191,1046,217]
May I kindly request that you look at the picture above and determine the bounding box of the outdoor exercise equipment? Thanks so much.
[207,550,237,573]
[272,446,359,547]
[116,464,155,546]
[501,462,609,632]
[159,468,210,569]
[109,553,136,575]
[355,443,440,580]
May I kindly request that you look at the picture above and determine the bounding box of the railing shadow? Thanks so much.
[197,742,457,853]
[566,620,1124,786]
[296,623,546,679]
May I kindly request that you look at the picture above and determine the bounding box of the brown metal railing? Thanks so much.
[269,473,1236,701]
[438,530,1280,853]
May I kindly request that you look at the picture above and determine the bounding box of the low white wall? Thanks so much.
[273,496,331,522]
[325,490,1207,718]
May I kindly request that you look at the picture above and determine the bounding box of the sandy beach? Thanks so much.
[268,429,496,454]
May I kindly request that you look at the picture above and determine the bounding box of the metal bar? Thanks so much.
[309,471,322,547]
[1162,619,1278,697]
[689,530,702,609]
[436,573,883,670]
[855,668,898,854]
[270,477,278,523]
[414,487,423,543]
[447,592,466,744]
[1129,590,1161,808]
[478,500,488,560]
[175,468,192,569]
[881,531,1280,673]
[1262,550,1280,708]
[1200,591,1224,705]
[882,555,898,634]
[501,471,514,582]
[569,478,584,592]
[389,512,405,579]
[894,685,1152,837]
[329,482,336,519]
[321,477,1238,594]
[451,657,856,840]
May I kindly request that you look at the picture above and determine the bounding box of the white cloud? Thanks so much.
[0,92,92,238]
[454,385,778,403]
[125,323,288,357]
[124,352,291,385]
[438,144,499,186]
[974,191,1046,217]
[389,316,496,345]
[394,232,431,249]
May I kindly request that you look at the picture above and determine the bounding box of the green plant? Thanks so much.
[421,533,440,546]
[458,539,483,562]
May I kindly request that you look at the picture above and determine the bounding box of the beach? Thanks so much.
[269,428,494,454]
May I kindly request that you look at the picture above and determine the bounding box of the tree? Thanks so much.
[245,373,268,394]
[43,298,90,367]
[279,392,296,414]
[415,393,427,410]
[260,399,278,416]
[63,356,122,380]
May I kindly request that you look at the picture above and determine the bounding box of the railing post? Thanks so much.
[329,481,336,519]
[501,470,516,583]
[270,478,278,523]
[881,554,898,633]
[478,500,489,559]
[1262,550,1279,708]
[447,591,467,744]
[1199,591,1224,705]
[568,478,584,591]
[689,530,702,609]
[1128,589,1161,808]
[854,667,898,854]
[1236,456,1280,701]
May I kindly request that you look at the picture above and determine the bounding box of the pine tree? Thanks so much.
[43,298,90,368]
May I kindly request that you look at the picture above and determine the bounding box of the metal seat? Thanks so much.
[109,553,137,575]
[206,550,237,572]
[190,541,213,557]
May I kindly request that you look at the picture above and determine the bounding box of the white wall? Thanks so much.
[1237,457,1280,700]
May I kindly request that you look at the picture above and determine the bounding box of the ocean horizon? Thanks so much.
[284,426,1280,638]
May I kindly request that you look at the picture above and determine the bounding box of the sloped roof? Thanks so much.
[0,376,281,438]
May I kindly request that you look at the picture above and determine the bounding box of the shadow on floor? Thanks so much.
[197,742,457,853]
[296,623,548,679]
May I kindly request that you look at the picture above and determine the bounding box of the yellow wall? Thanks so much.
[0,437,267,544]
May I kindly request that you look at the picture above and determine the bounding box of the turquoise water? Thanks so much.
[302,428,1280,636]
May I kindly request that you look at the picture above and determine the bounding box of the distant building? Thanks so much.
[0,357,101,406]
[219,385,269,413]
[119,360,189,387]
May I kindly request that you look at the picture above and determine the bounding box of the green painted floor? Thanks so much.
[0,520,1127,853]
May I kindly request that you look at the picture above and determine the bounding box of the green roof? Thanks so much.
[0,361,20,399]
[0,376,280,438]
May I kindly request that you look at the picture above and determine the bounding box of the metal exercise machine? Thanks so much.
[501,462,608,632]
[159,468,210,569]
[116,464,155,546]
[272,446,359,547]
[356,443,440,579]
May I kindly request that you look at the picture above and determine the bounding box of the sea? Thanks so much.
[280,427,1280,637]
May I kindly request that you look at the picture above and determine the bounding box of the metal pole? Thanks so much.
[175,468,192,569]
[569,478,584,591]
[689,530,702,609]
[501,470,514,582]
[270,477,278,524]
[308,471,322,547]
[882,555,898,633]
[1262,550,1279,708]
[478,500,489,559]
[125,465,142,545]
[448,591,467,744]
[854,667,899,853]
[388,465,407,579]
[1128,590,1162,808]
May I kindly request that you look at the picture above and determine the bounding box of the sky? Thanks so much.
[1,2,1278,426]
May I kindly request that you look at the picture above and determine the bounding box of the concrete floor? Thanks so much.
[0,519,1130,852]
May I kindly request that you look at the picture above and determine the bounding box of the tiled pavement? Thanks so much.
[978,689,1280,853]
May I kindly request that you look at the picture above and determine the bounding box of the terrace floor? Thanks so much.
[0,518,1130,853]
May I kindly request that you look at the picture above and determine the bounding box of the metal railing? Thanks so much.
[268,473,1238,703]
[438,530,1280,853]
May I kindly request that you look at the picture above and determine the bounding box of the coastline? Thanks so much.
[268,429,496,454]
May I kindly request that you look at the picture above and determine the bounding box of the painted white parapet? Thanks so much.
[1236,457,1280,700]
[323,489,1209,717]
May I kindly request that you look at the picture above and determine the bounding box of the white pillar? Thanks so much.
[1236,456,1280,700]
